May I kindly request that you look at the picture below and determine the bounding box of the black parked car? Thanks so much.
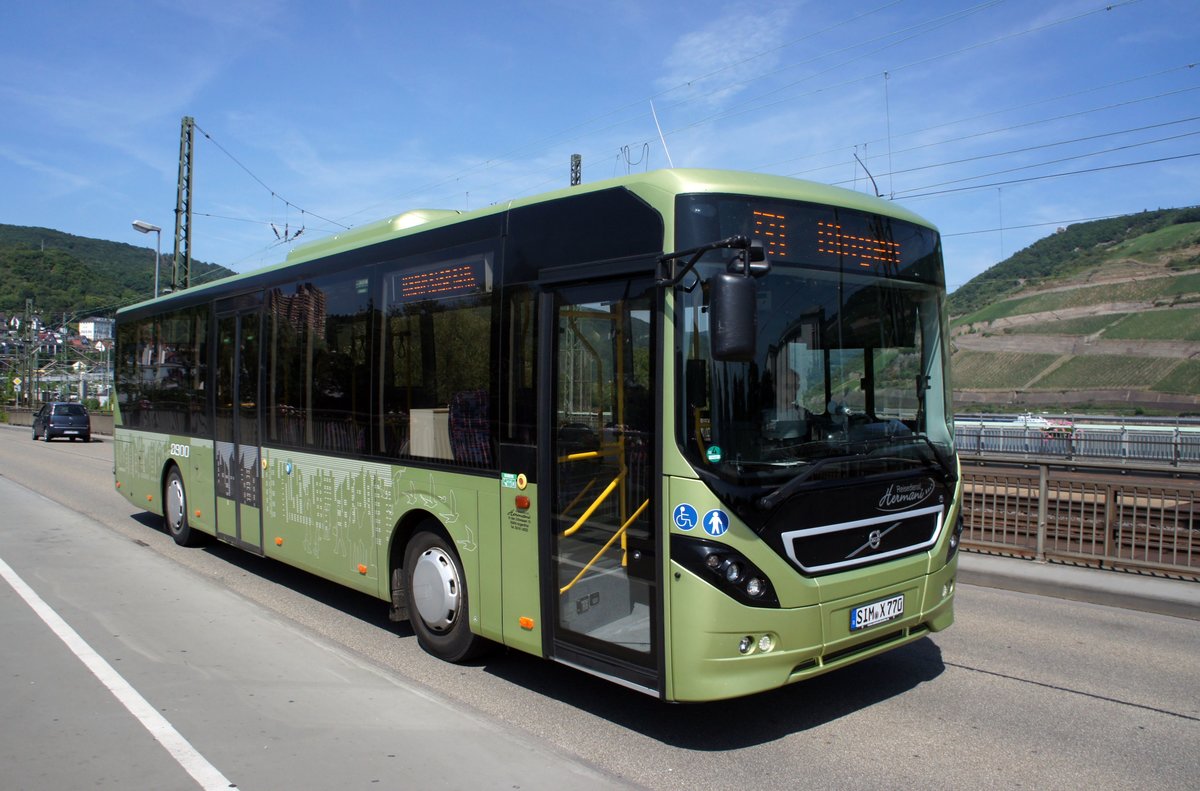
[32,402,91,442]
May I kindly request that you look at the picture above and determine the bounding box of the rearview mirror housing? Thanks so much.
[710,273,757,362]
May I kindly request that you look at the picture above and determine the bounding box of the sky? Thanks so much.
[1,0,1197,296]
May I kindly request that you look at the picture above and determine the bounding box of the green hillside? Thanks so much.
[948,207,1200,318]
[949,206,1200,415]
[0,223,234,320]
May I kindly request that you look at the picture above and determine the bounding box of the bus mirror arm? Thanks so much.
[659,236,768,361]
[656,235,768,289]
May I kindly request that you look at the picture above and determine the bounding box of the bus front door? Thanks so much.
[543,276,659,693]
[214,303,264,554]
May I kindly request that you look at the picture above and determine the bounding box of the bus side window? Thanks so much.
[381,252,496,469]
[502,289,536,446]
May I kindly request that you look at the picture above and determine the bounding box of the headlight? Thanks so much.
[946,513,965,562]
[724,561,743,583]
[671,536,779,608]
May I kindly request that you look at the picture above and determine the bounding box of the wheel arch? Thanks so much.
[387,509,454,577]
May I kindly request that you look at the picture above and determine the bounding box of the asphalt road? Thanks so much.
[1,425,1197,790]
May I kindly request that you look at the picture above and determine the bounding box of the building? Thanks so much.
[79,317,114,342]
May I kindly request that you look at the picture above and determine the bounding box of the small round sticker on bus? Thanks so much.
[706,446,722,463]
[702,509,730,537]
[672,503,698,531]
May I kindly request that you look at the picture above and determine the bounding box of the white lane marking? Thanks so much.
[0,553,236,791]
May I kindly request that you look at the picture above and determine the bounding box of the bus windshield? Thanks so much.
[677,196,956,492]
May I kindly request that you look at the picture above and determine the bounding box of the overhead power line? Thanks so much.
[868,127,1200,194]
[896,151,1200,200]
[193,122,350,231]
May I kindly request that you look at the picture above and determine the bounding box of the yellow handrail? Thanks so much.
[562,469,626,537]
[559,498,650,595]
[560,477,599,519]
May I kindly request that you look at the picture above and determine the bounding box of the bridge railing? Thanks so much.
[955,423,1200,468]
[960,456,1199,580]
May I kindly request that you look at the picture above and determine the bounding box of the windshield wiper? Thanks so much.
[757,454,859,510]
[756,442,953,511]
[913,434,958,482]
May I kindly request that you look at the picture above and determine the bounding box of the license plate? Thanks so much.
[64,430,78,435]
[850,594,904,631]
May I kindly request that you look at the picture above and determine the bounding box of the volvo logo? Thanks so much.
[846,521,901,559]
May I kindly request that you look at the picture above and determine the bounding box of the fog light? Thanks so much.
[738,636,753,654]
[757,634,775,653]
[706,553,722,570]
[745,577,764,598]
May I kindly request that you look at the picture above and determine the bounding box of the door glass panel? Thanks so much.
[215,311,261,514]
[238,315,260,508]
[551,280,656,665]
[215,315,236,501]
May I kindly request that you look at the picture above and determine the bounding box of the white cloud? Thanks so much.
[656,4,797,109]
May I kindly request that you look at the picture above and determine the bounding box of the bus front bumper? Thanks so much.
[666,555,957,702]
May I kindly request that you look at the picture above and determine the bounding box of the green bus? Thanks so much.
[114,168,961,702]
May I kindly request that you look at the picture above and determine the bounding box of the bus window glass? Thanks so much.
[502,290,536,445]
[677,197,955,487]
[309,272,373,454]
[265,273,373,453]
[267,284,312,446]
[381,253,494,467]
[157,307,209,435]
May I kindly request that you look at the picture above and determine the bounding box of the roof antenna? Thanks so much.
[651,101,675,168]
[854,149,881,198]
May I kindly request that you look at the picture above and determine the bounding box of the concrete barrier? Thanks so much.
[3,408,114,436]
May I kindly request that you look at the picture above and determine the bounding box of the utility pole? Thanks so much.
[173,115,195,291]
[24,298,34,408]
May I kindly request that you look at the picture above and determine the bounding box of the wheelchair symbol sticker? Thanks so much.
[703,509,730,537]
[673,503,698,531]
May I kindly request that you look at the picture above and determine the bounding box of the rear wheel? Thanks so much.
[402,529,488,662]
[164,467,203,547]
[42,427,51,441]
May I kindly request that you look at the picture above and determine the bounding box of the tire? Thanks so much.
[402,529,488,662]
[164,467,203,547]
[42,427,51,442]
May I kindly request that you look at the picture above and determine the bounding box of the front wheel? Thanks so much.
[402,529,488,662]
[164,468,203,547]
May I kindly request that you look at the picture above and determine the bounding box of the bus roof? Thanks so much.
[118,168,937,314]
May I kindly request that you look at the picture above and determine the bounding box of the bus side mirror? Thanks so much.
[710,273,757,362]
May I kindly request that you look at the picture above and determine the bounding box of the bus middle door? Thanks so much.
[214,299,264,554]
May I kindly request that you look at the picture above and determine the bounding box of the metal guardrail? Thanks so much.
[955,424,1200,467]
[961,456,1199,580]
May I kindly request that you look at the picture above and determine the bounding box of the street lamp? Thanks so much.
[131,220,162,298]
